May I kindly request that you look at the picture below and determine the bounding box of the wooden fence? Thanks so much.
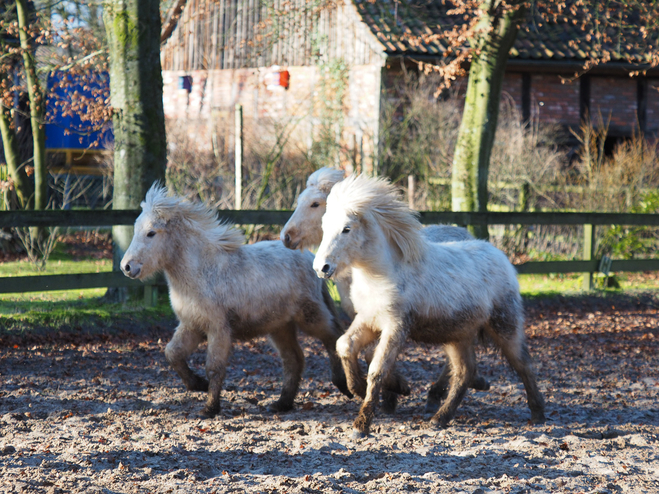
[1,209,658,303]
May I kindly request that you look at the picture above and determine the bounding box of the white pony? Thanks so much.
[313,175,545,437]
[121,184,351,418]
[280,167,489,412]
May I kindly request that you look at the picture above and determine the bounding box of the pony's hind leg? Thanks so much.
[298,295,352,398]
[165,324,209,392]
[426,346,490,414]
[202,328,232,418]
[487,298,545,424]
[491,332,545,424]
[267,323,305,413]
[429,340,475,429]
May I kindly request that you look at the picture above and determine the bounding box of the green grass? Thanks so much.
[0,292,174,334]
[518,272,659,298]
[0,248,173,332]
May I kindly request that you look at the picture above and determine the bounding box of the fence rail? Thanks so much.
[1,209,658,298]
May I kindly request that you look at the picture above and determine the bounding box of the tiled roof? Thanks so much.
[353,0,655,65]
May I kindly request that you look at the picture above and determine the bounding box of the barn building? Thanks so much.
[160,0,658,171]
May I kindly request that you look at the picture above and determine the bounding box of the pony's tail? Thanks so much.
[321,281,346,336]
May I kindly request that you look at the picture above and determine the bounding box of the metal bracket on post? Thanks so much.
[582,224,595,290]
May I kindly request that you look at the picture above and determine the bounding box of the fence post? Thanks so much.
[235,104,243,210]
[582,223,595,290]
[144,285,158,307]
[408,175,415,210]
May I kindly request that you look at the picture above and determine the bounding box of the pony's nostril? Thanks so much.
[124,263,130,273]
[285,233,291,244]
[321,264,331,274]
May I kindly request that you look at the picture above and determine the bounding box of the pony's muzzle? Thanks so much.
[316,262,335,279]
[281,230,299,250]
[122,260,142,279]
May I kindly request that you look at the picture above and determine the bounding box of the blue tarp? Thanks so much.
[45,72,113,150]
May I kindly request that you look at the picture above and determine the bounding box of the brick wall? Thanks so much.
[590,76,637,135]
[529,74,581,127]
[646,79,659,134]
[501,72,523,117]
[162,65,382,171]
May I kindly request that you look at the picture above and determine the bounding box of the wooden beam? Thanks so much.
[637,76,648,134]
[521,72,531,123]
[580,74,591,121]
[2,210,659,228]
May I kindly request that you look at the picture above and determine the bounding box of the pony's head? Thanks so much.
[121,183,245,280]
[280,167,345,250]
[313,174,425,279]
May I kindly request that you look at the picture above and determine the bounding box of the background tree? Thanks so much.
[407,0,659,238]
[103,0,166,300]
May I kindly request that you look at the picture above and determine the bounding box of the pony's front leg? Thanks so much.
[336,314,378,399]
[353,324,407,438]
[202,327,232,418]
[165,323,208,392]
[267,323,304,413]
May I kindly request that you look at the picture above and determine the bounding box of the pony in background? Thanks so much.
[121,184,351,418]
[314,175,545,437]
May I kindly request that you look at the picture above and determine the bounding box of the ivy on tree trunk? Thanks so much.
[104,0,166,300]
[451,1,524,239]
[0,104,33,208]
[16,0,46,211]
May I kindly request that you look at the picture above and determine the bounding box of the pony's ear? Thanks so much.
[315,181,335,195]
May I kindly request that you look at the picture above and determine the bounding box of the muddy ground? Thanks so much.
[0,293,658,493]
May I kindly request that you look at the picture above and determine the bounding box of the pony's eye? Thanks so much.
[310,202,320,208]
[342,226,351,234]
[147,231,156,238]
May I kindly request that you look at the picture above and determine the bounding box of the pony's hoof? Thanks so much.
[200,406,220,419]
[530,412,546,425]
[187,377,209,392]
[351,429,368,440]
[470,376,490,391]
[428,417,449,430]
[267,401,294,414]
[333,377,354,399]
[381,391,398,415]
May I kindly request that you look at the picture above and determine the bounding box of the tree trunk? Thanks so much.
[450,1,524,239]
[103,0,167,301]
[0,104,33,208]
[16,0,47,211]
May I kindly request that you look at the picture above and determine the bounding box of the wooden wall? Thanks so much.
[160,0,386,71]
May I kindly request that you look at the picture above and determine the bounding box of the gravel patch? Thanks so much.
[0,294,658,493]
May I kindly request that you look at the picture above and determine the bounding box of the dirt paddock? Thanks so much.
[0,294,658,493]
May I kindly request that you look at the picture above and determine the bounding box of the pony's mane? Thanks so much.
[327,175,426,263]
[142,184,245,252]
[306,167,345,194]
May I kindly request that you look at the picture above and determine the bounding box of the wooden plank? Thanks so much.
[0,272,145,294]
[3,210,659,229]
[418,211,659,226]
[610,259,659,272]
[515,259,659,274]
[515,260,599,274]
[0,210,141,228]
